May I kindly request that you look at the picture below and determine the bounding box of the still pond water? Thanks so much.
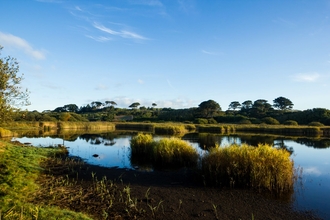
[12,132,330,219]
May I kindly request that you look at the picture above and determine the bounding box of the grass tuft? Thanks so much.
[202,143,295,193]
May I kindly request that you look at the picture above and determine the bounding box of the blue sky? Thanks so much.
[1,0,330,111]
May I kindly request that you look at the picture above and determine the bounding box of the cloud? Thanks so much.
[35,0,62,3]
[138,79,144,84]
[85,35,112,42]
[93,22,148,40]
[292,72,320,82]
[0,32,46,60]
[95,84,109,90]
[129,0,163,7]
[166,79,174,88]
[202,50,218,55]
[272,17,295,26]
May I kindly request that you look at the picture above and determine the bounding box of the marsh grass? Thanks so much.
[202,143,294,193]
[0,141,91,220]
[197,125,236,134]
[130,133,199,169]
[154,123,188,135]
[58,121,115,131]
[0,127,13,137]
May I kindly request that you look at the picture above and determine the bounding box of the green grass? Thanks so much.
[202,143,295,193]
[0,141,92,220]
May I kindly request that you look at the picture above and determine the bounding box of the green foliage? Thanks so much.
[202,144,294,192]
[228,101,241,110]
[262,117,280,125]
[198,100,222,118]
[308,121,324,127]
[0,141,90,219]
[0,46,30,121]
[283,120,298,126]
[273,96,294,110]
[238,119,252,124]
[194,118,209,124]
[208,118,218,124]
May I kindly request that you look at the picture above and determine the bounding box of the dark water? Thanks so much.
[12,132,330,219]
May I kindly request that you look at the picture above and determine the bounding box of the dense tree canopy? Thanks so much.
[198,100,221,118]
[129,102,140,109]
[0,46,30,121]
[273,96,294,110]
[228,101,241,110]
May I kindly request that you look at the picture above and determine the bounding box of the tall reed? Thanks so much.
[130,134,198,169]
[202,143,294,193]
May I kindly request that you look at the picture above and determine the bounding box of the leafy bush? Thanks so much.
[283,120,298,126]
[238,119,252,124]
[262,117,280,125]
[308,121,324,127]
[208,118,218,124]
[194,118,208,124]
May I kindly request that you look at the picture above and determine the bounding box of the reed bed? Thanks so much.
[154,123,188,135]
[115,122,154,132]
[130,134,198,169]
[202,143,294,193]
[0,127,14,137]
[58,121,115,131]
[234,124,324,136]
[197,125,236,134]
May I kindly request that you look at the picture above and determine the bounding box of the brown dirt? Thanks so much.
[33,153,322,220]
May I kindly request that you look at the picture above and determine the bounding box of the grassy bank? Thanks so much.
[0,141,91,219]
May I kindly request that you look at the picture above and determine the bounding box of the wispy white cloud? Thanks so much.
[93,22,148,40]
[103,96,196,109]
[272,17,295,26]
[0,32,46,60]
[129,0,163,7]
[85,35,112,42]
[138,79,144,84]
[166,79,174,89]
[35,0,62,3]
[95,84,109,90]
[292,72,321,82]
[178,0,196,14]
[202,50,218,55]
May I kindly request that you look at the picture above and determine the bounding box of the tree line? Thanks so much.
[1,45,330,126]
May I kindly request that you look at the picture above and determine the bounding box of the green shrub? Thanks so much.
[308,121,324,127]
[208,118,218,124]
[238,119,252,124]
[194,118,208,124]
[262,117,280,125]
[283,120,298,126]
